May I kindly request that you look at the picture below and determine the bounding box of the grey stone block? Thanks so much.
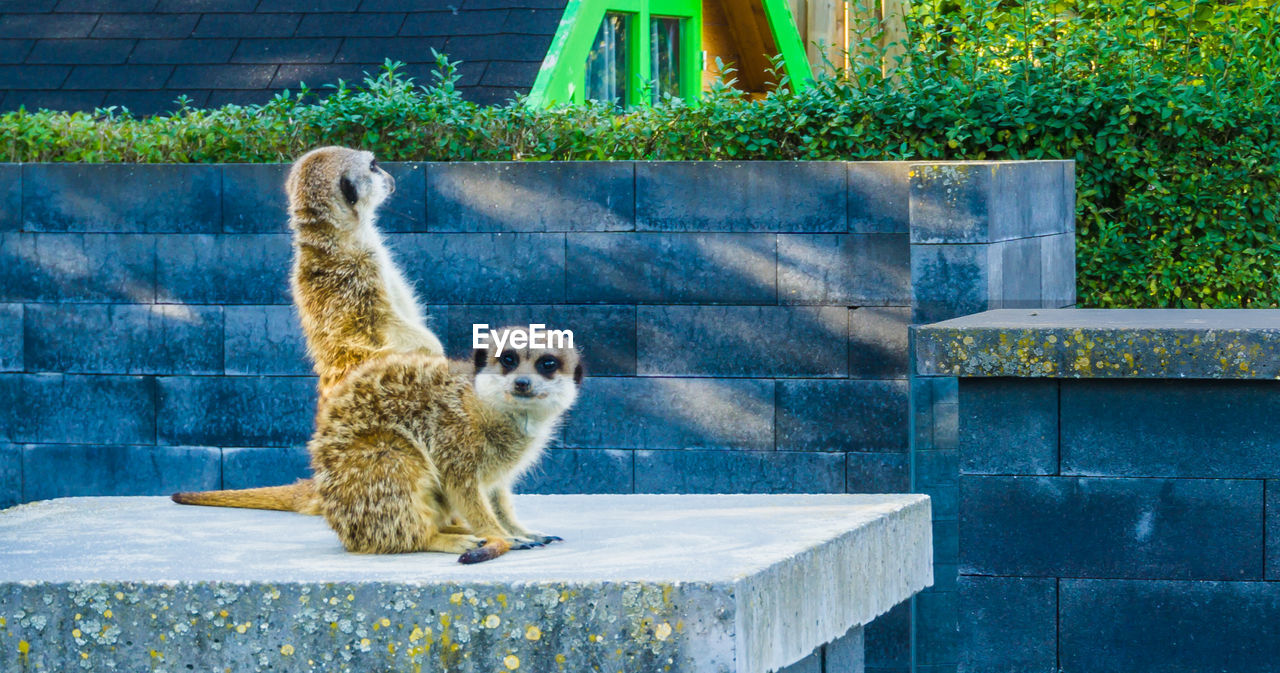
[156,234,291,304]
[63,65,173,90]
[990,161,1073,241]
[909,243,997,324]
[846,451,908,493]
[22,444,220,501]
[915,591,957,666]
[637,162,846,232]
[0,233,155,303]
[865,600,911,671]
[427,161,634,232]
[913,449,957,519]
[1040,232,1076,308]
[26,38,134,64]
[14,374,154,445]
[849,162,910,233]
[1270,481,1280,580]
[997,237,1041,308]
[224,305,312,376]
[850,306,909,378]
[909,162,1073,244]
[914,309,1280,379]
[777,380,908,451]
[23,164,220,233]
[0,376,16,442]
[444,304,635,376]
[825,624,866,673]
[515,449,633,494]
[1060,379,1280,478]
[567,232,777,304]
[220,163,288,233]
[634,450,846,494]
[1060,578,1280,673]
[193,13,303,38]
[0,444,17,509]
[961,475,1263,579]
[959,379,1058,475]
[778,234,910,305]
[0,13,96,38]
[0,164,17,232]
[638,306,847,377]
[231,37,342,63]
[388,233,565,304]
[129,38,238,64]
[909,164,992,244]
[0,304,19,372]
[221,446,311,489]
[157,376,317,447]
[25,303,223,375]
[91,13,199,38]
[957,576,1056,673]
[561,377,774,450]
[933,519,958,564]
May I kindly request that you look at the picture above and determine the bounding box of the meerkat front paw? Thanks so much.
[430,533,488,554]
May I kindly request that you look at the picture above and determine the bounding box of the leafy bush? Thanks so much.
[0,0,1277,308]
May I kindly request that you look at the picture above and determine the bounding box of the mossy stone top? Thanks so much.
[913,309,1280,379]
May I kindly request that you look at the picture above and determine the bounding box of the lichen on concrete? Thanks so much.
[914,309,1280,380]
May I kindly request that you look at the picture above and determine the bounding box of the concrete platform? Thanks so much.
[0,494,932,673]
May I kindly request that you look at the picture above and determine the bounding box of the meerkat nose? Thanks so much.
[513,377,532,393]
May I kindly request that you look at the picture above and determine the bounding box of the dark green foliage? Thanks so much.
[1,1,1277,308]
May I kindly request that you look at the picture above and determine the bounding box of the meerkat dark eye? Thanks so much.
[498,351,519,371]
[369,159,379,172]
[536,355,560,377]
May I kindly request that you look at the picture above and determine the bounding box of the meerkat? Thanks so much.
[310,327,583,563]
[174,146,443,515]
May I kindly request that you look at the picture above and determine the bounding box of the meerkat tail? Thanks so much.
[457,538,513,565]
[171,479,320,514]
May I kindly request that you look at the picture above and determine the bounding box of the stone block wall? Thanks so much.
[914,309,1280,673]
[0,159,1075,673]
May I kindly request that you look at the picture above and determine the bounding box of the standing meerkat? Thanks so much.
[312,327,582,563]
[175,146,442,514]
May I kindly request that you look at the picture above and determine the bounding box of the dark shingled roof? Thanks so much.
[0,0,571,115]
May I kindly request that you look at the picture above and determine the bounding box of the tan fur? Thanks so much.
[285,145,443,397]
[310,331,582,562]
[172,479,321,514]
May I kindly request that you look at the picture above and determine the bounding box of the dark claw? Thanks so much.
[510,540,541,551]
[540,535,563,544]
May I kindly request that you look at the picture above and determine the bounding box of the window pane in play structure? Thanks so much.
[586,12,630,105]
[650,17,681,102]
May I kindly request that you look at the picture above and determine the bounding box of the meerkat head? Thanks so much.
[472,326,583,420]
[285,146,396,229]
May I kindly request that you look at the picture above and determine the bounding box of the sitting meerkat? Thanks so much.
[311,327,582,563]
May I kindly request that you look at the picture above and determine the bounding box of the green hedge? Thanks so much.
[1,0,1277,308]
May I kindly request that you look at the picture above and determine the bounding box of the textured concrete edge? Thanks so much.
[913,325,1280,380]
[735,495,933,673]
[0,579,735,673]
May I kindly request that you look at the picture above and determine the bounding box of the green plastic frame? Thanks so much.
[527,0,811,107]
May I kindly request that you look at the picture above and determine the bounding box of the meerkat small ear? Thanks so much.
[339,176,359,207]
[473,348,487,373]
[573,362,584,385]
